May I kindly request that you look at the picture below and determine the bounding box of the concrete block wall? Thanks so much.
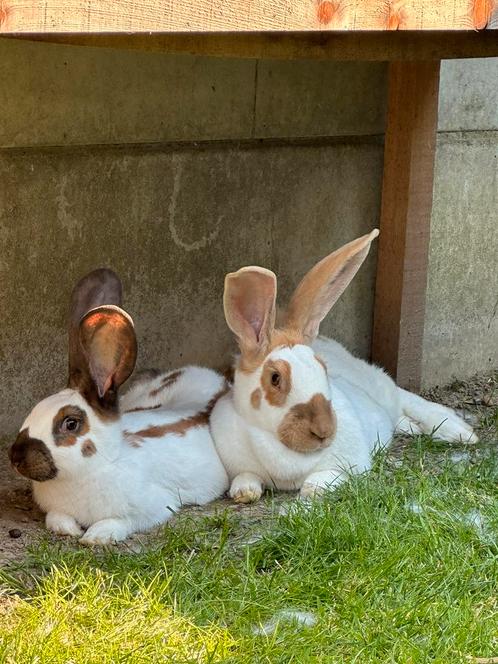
[424,59,498,387]
[0,39,386,435]
[0,39,496,435]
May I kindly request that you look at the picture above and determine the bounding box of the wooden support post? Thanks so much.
[372,61,441,392]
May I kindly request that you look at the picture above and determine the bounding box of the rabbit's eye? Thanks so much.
[61,417,80,433]
[271,372,281,387]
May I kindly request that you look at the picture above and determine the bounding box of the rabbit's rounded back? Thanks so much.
[223,230,380,454]
[10,269,137,482]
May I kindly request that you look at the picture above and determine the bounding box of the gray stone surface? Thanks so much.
[0,38,256,147]
[0,141,382,435]
[439,58,498,132]
[0,38,388,148]
[254,60,387,138]
[0,39,497,437]
[422,131,498,387]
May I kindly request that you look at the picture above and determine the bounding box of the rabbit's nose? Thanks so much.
[309,395,335,440]
[9,442,24,467]
[310,419,333,440]
[8,430,58,481]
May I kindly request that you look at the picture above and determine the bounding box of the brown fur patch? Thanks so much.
[9,429,58,481]
[278,393,336,453]
[68,369,120,422]
[149,370,183,398]
[238,328,304,374]
[282,230,379,344]
[315,355,328,372]
[261,359,292,407]
[81,439,97,457]
[52,406,90,447]
[127,384,229,441]
[124,403,162,414]
[124,430,142,448]
[220,364,235,385]
[251,388,262,410]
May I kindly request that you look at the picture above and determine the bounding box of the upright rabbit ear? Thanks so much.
[68,268,123,387]
[283,229,379,344]
[224,267,277,366]
[79,306,137,399]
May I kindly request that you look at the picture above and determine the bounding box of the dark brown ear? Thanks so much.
[223,267,277,364]
[79,305,137,399]
[68,268,122,387]
[283,229,379,344]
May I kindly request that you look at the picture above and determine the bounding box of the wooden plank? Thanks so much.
[2,31,498,61]
[0,0,497,33]
[371,61,440,391]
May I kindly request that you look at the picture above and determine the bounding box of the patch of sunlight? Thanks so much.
[0,567,235,663]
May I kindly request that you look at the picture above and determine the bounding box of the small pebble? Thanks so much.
[9,529,22,539]
[406,501,424,514]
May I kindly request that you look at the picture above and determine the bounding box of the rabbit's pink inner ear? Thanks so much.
[284,229,379,344]
[223,267,277,355]
[68,268,122,385]
[79,306,137,397]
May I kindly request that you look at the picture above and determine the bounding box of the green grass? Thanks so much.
[1,437,497,663]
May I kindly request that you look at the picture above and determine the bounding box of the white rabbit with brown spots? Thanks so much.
[9,269,228,545]
[210,230,477,503]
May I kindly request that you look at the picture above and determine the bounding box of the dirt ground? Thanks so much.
[1,371,496,564]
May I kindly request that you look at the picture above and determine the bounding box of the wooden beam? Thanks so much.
[1,0,497,32]
[2,31,498,61]
[372,61,440,391]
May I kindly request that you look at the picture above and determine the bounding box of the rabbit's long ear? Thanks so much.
[223,267,277,368]
[68,268,122,388]
[79,306,137,399]
[283,229,379,344]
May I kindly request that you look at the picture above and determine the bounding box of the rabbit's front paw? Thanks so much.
[300,482,323,499]
[300,469,347,499]
[80,518,131,546]
[46,512,83,537]
[230,473,263,504]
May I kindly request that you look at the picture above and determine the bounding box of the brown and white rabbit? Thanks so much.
[210,230,477,503]
[9,269,228,544]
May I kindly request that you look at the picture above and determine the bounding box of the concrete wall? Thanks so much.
[0,39,386,435]
[424,59,498,387]
[0,38,496,435]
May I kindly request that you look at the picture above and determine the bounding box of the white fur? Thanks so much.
[22,367,228,545]
[211,337,477,501]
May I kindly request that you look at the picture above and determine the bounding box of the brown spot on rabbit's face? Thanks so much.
[52,405,90,446]
[278,393,336,453]
[251,388,262,409]
[81,439,97,457]
[261,359,292,407]
[9,429,58,481]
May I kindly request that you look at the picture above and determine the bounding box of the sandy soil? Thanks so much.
[0,371,496,564]
[0,453,45,563]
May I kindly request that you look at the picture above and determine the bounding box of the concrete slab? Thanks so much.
[0,39,256,148]
[439,58,498,132]
[255,61,387,139]
[423,131,498,387]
